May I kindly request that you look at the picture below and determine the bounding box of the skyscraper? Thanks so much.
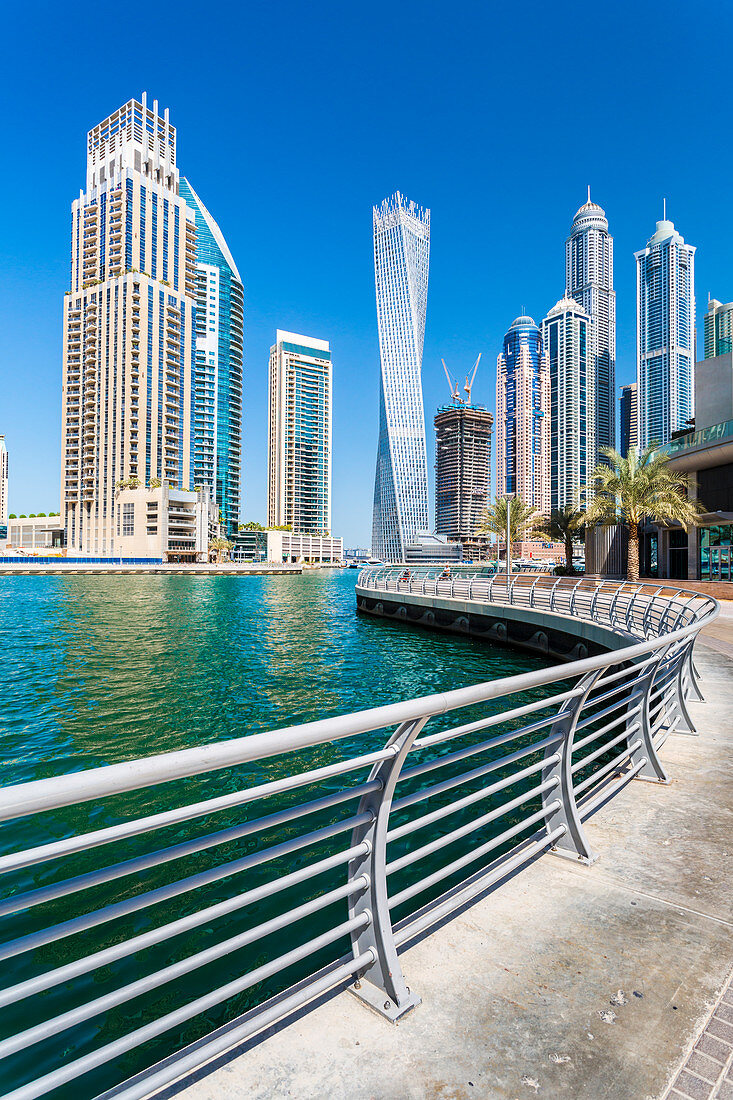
[268,331,332,534]
[565,189,615,464]
[619,383,638,459]
[703,297,733,359]
[61,96,196,554]
[372,193,430,562]
[635,214,695,448]
[496,316,550,515]
[0,436,7,532]
[542,297,592,511]
[434,403,493,552]
[179,179,244,538]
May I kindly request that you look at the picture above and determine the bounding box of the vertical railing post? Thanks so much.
[542,671,601,864]
[348,716,427,1021]
[627,655,670,782]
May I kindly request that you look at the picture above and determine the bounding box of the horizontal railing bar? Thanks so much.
[0,842,369,1009]
[393,826,566,948]
[0,593,716,823]
[94,951,376,1100]
[0,787,378,920]
[0,747,396,877]
[583,677,637,712]
[401,722,563,785]
[3,917,372,1100]
[574,689,643,734]
[388,755,559,842]
[388,804,559,909]
[577,758,647,818]
[0,878,369,1060]
[589,655,660,687]
[573,704,642,753]
[573,739,641,795]
[571,722,639,775]
[413,688,583,750]
[392,735,562,813]
[0,813,373,964]
[387,781,558,876]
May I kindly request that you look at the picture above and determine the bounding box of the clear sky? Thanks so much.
[1,0,731,546]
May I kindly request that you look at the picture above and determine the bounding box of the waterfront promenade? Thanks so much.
[171,608,733,1100]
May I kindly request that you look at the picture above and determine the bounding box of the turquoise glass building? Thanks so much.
[180,179,244,537]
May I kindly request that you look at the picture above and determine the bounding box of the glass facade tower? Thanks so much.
[565,190,615,465]
[372,193,430,562]
[495,317,550,515]
[179,179,244,538]
[542,297,592,511]
[635,217,695,448]
[619,382,638,459]
[703,297,733,359]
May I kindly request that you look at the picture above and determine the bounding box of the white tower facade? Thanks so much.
[61,96,197,555]
[268,331,332,534]
[565,189,615,464]
[372,193,430,562]
[542,297,593,511]
[0,436,8,530]
[635,216,696,448]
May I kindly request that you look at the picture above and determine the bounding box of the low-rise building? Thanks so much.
[232,529,268,562]
[5,515,65,553]
[404,532,463,564]
[112,484,216,563]
[266,531,343,564]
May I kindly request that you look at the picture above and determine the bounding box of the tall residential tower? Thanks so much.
[703,297,733,359]
[372,193,430,561]
[565,189,615,464]
[619,383,638,459]
[179,179,244,538]
[61,96,196,554]
[635,214,695,448]
[268,331,332,534]
[0,436,7,532]
[542,297,592,511]
[496,316,550,515]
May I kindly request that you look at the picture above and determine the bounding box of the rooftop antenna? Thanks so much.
[663,197,667,220]
[464,353,481,405]
[587,184,591,203]
[442,359,462,404]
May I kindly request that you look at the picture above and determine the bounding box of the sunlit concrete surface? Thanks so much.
[168,628,733,1100]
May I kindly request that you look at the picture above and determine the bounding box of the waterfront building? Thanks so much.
[635,214,695,448]
[0,435,7,533]
[372,192,430,562]
[620,382,638,458]
[404,532,463,564]
[434,403,493,556]
[265,530,343,564]
[703,297,733,359]
[179,179,244,538]
[541,297,592,511]
[268,330,332,533]
[112,484,216,562]
[5,514,67,553]
[496,316,550,515]
[61,95,197,555]
[565,189,615,463]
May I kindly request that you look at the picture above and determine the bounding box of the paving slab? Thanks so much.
[168,638,733,1100]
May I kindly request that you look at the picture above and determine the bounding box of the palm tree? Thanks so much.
[536,504,585,573]
[584,445,701,582]
[479,496,540,564]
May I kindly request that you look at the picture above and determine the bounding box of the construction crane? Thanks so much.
[442,354,481,405]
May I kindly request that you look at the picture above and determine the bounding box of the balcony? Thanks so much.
[664,418,733,472]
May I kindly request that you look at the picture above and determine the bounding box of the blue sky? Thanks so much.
[1,0,731,546]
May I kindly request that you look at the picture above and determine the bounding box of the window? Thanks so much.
[122,503,134,537]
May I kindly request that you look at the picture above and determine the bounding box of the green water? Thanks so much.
[0,570,558,1098]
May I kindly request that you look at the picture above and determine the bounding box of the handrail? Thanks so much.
[0,575,719,1100]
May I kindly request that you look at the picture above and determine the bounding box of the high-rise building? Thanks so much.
[619,382,638,458]
[268,330,332,533]
[703,297,733,359]
[434,403,493,553]
[542,297,592,511]
[179,179,244,538]
[565,189,615,464]
[496,316,550,515]
[372,193,430,562]
[0,436,7,532]
[635,214,695,448]
[61,95,197,555]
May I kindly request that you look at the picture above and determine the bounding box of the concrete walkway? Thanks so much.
[170,617,733,1100]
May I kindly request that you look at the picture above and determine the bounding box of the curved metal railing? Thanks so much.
[0,577,718,1100]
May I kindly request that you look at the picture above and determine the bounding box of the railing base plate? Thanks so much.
[550,845,598,866]
[347,979,421,1022]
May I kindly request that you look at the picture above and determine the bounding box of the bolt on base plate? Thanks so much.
[347,978,421,1022]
